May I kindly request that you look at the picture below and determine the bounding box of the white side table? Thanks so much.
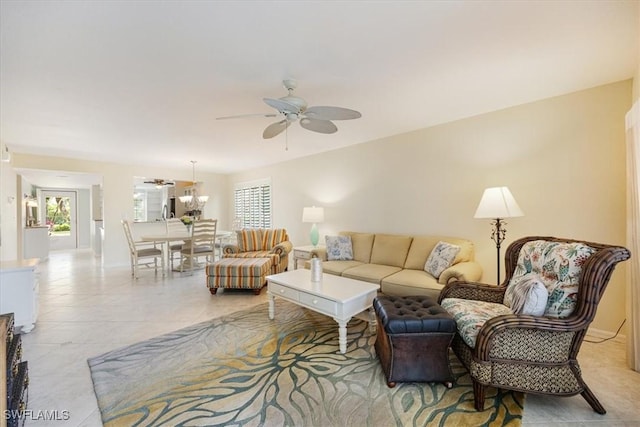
[292,245,324,269]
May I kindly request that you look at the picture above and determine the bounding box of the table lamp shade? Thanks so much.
[474,187,524,219]
[302,206,325,223]
[302,206,324,246]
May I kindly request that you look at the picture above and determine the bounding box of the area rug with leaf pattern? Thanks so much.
[88,300,524,426]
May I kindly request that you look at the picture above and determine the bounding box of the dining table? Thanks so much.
[140,230,233,272]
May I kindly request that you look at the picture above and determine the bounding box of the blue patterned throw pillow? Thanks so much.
[325,235,354,261]
[424,241,460,278]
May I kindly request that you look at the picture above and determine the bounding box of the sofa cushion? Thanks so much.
[441,297,513,348]
[325,235,354,260]
[322,260,365,276]
[370,234,413,268]
[404,236,474,270]
[381,269,442,295]
[424,241,461,278]
[237,229,263,251]
[262,228,288,250]
[342,263,402,285]
[339,232,375,263]
[509,240,596,318]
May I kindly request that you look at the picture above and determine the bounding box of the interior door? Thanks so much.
[41,190,78,250]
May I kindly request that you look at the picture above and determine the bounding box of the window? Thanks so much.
[234,179,272,229]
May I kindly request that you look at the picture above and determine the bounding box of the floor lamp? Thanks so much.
[474,187,524,285]
[302,206,324,247]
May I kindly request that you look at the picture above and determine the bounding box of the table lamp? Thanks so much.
[302,206,324,247]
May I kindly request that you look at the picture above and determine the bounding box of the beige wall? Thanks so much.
[229,80,632,334]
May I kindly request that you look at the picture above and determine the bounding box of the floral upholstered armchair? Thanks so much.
[222,228,293,273]
[438,236,630,414]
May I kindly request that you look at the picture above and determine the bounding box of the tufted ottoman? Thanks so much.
[373,295,457,388]
[206,257,272,295]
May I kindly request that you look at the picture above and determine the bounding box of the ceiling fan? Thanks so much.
[216,79,362,139]
[144,179,174,188]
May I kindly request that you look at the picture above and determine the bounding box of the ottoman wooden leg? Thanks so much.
[209,287,218,295]
[253,288,262,295]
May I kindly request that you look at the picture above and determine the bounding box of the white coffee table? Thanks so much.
[267,269,380,354]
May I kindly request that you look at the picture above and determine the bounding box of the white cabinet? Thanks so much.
[23,226,49,261]
[0,259,39,333]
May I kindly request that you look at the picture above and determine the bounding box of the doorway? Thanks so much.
[42,190,78,250]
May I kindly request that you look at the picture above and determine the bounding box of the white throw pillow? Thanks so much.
[505,274,548,316]
[424,241,460,278]
[325,235,354,261]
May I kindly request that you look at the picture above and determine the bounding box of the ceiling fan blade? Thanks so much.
[216,113,278,120]
[263,119,290,139]
[299,118,338,134]
[264,97,302,114]
[305,106,361,120]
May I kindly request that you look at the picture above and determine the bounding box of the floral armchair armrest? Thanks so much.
[438,281,506,304]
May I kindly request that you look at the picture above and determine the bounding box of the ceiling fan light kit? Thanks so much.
[218,79,362,141]
[144,179,175,188]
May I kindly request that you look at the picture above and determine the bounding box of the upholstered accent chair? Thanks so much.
[222,229,293,274]
[439,236,630,414]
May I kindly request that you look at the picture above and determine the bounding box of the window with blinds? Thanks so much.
[233,179,272,229]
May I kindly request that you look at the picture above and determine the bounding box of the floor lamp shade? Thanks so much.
[474,187,524,285]
[302,206,324,246]
[474,187,524,219]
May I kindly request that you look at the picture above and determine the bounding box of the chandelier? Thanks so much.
[179,160,209,215]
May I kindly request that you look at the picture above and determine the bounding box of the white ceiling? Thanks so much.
[1,1,638,185]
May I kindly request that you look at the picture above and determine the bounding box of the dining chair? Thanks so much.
[166,218,188,271]
[179,219,217,273]
[121,220,165,279]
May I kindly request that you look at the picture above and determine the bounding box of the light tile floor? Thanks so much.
[16,249,640,426]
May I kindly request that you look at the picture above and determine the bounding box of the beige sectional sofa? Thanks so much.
[309,231,482,298]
